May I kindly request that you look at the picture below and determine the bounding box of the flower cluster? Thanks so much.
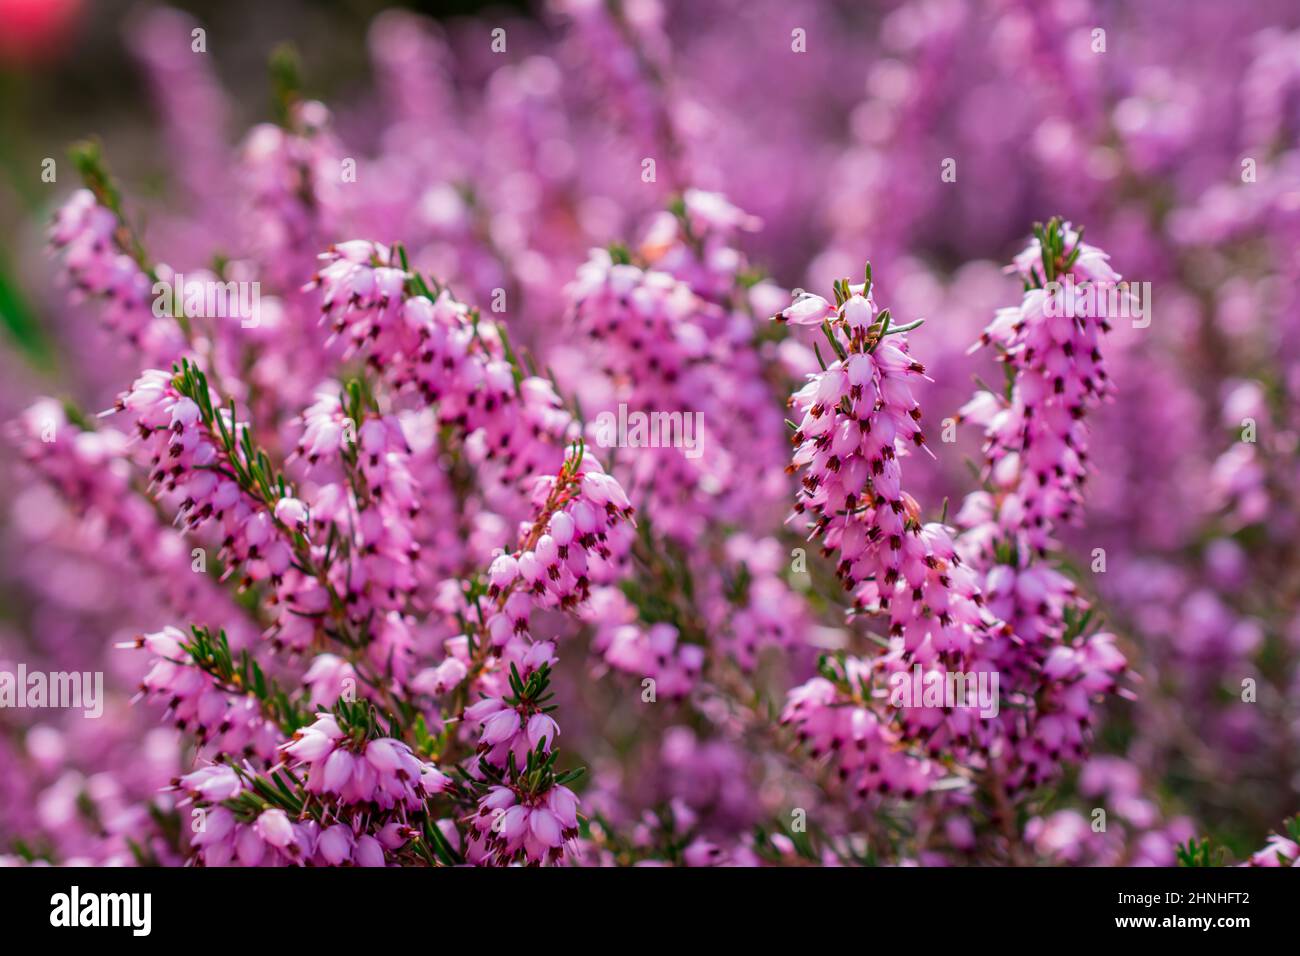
[948,222,1129,796]
[6,2,1298,871]
[126,626,283,763]
[566,193,790,541]
[110,365,343,675]
[782,275,995,664]
[49,186,181,362]
[958,220,1121,559]
[458,446,636,865]
[307,240,576,490]
[780,657,937,800]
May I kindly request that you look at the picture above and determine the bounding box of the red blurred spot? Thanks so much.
[0,0,83,66]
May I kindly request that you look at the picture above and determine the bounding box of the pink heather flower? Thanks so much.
[526,713,560,750]
[317,824,355,865]
[365,738,407,775]
[283,714,343,763]
[321,749,356,794]
[274,496,310,532]
[783,274,994,663]
[454,446,636,865]
[1246,832,1299,867]
[302,654,357,708]
[295,386,353,464]
[467,782,582,867]
[588,612,704,700]
[946,221,1130,798]
[177,764,243,803]
[281,714,431,815]
[125,628,283,761]
[465,642,558,770]
[962,223,1119,557]
[304,242,577,491]
[420,765,453,796]
[355,834,387,867]
[11,404,259,651]
[112,371,314,598]
[566,229,790,541]
[254,809,296,849]
[410,656,468,696]
[48,190,183,362]
[682,838,726,867]
[779,293,836,326]
[780,667,937,800]
[481,709,523,747]
[239,98,347,278]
